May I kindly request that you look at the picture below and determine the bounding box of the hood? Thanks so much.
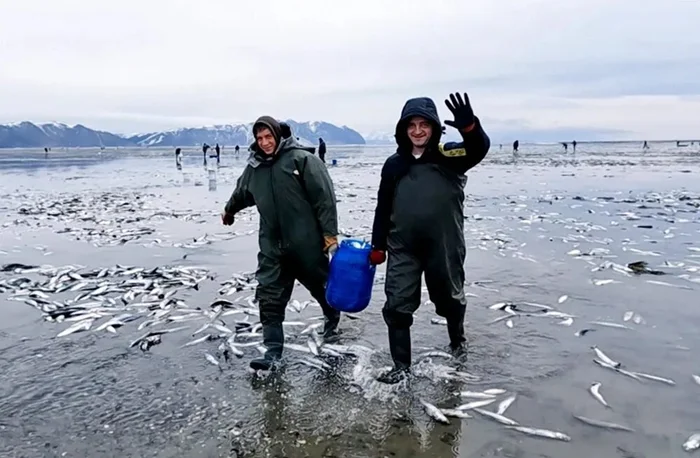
[247,135,305,168]
[394,97,442,153]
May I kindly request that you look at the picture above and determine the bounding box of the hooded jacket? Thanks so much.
[370,97,490,251]
[225,117,338,256]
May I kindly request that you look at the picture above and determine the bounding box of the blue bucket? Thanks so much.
[325,239,375,313]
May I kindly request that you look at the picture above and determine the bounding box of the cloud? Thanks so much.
[1,0,699,139]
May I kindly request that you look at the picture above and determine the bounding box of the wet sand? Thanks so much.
[1,142,699,457]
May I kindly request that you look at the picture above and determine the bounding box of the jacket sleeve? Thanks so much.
[371,156,400,251]
[437,116,491,175]
[301,155,338,237]
[224,167,255,215]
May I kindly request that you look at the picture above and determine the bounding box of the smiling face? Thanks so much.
[255,127,277,155]
[406,116,433,148]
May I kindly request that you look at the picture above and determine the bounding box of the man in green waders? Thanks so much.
[221,116,342,371]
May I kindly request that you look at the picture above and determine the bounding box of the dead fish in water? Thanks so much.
[590,321,631,330]
[473,408,519,426]
[307,337,320,356]
[138,334,161,351]
[497,395,517,415]
[430,317,447,325]
[455,391,497,399]
[506,426,571,442]
[57,318,94,337]
[593,279,619,286]
[418,399,450,424]
[592,346,621,368]
[573,415,634,432]
[623,311,634,322]
[483,388,507,395]
[440,408,472,419]
[630,371,676,386]
[204,352,220,367]
[684,433,700,452]
[418,350,453,359]
[559,317,574,326]
[575,329,595,337]
[455,399,496,411]
[557,295,568,304]
[589,382,611,408]
[593,359,642,381]
[505,319,514,328]
[182,334,212,347]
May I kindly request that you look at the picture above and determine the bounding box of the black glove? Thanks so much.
[444,92,475,130]
[222,212,234,226]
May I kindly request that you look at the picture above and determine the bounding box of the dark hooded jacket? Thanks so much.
[370,97,490,251]
[225,116,338,257]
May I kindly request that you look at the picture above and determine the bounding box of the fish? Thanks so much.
[418,351,453,359]
[630,371,676,386]
[590,321,631,330]
[683,433,700,452]
[182,334,212,347]
[418,399,450,424]
[592,346,621,368]
[57,318,94,337]
[456,391,497,399]
[558,295,568,304]
[505,319,514,328]
[430,317,447,325]
[497,395,517,415]
[589,382,610,408]
[573,415,634,432]
[204,352,220,367]
[623,311,634,322]
[575,328,595,337]
[506,426,571,442]
[440,409,472,419]
[307,338,319,356]
[593,279,618,286]
[455,399,496,411]
[593,359,642,381]
[473,408,519,426]
[483,388,507,395]
[559,317,573,326]
[693,375,700,386]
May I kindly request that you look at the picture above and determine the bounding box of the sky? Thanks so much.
[1,0,699,142]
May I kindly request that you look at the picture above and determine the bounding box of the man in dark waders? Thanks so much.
[221,116,342,371]
[202,143,210,166]
[318,137,327,163]
[215,143,221,165]
[175,147,182,170]
[369,93,490,384]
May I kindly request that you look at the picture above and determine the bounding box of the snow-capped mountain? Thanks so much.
[363,130,395,145]
[0,121,132,148]
[0,120,366,148]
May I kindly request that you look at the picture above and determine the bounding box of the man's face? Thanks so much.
[256,127,277,155]
[407,116,433,148]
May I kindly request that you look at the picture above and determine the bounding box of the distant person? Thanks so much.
[318,137,327,163]
[513,140,519,153]
[202,143,210,166]
[499,144,502,150]
[175,147,182,170]
[562,142,568,152]
[643,141,649,150]
[215,143,221,165]
[235,145,240,156]
[572,140,577,152]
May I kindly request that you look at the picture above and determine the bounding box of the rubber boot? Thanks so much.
[250,323,284,371]
[377,327,411,384]
[447,311,467,358]
[320,301,341,341]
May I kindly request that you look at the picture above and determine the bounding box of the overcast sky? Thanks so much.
[1,0,699,141]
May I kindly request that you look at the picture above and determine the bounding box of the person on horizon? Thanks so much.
[562,142,568,151]
[572,140,577,152]
[369,92,490,384]
[175,147,182,170]
[202,143,210,166]
[221,116,342,372]
[215,143,221,165]
[235,144,240,156]
[513,140,519,153]
[643,141,649,149]
[318,137,327,163]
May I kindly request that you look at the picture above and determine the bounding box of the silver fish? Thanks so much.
[418,350,453,359]
[182,334,211,347]
[456,391,496,399]
[623,311,634,322]
[630,371,676,386]
[497,395,517,415]
[559,317,574,326]
[419,399,450,424]
[506,319,514,328]
[430,317,447,325]
[57,318,94,337]
[589,382,610,408]
[557,295,568,304]
[483,388,507,395]
[590,321,631,330]
[692,374,700,386]
[204,352,220,367]
[506,426,571,442]
[440,408,472,419]
[307,338,319,356]
[473,408,519,426]
[683,433,700,452]
[573,415,634,432]
[593,359,642,381]
[455,399,496,411]
[593,346,621,368]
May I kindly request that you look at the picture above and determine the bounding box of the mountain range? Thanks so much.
[0,120,366,149]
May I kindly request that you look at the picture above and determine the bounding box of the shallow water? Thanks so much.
[1,142,700,458]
